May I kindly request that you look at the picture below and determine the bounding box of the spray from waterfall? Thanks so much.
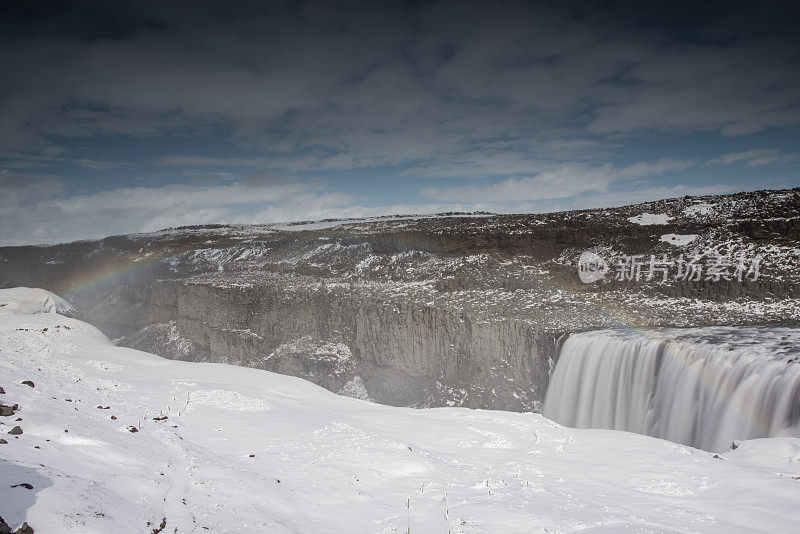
[543,328,800,452]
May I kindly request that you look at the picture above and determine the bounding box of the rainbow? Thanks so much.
[59,250,169,300]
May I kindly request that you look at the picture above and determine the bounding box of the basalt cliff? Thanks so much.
[2,188,799,410]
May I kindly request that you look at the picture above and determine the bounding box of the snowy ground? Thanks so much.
[2,289,800,533]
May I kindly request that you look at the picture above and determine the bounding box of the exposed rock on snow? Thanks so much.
[684,203,716,217]
[660,233,698,246]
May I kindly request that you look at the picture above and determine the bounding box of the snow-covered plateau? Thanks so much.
[2,288,800,533]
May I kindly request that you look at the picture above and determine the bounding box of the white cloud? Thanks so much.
[157,156,272,168]
[0,175,355,245]
[616,158,693,178]
[564,184,741,211]
[421,159,693,203]
[422,163,616,203]
[0,170,65,213]
[44,182,320,214]
[0,163,772,246]
[704,149,799,167]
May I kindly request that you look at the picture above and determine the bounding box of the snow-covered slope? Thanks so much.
[0,287,75,316]
[2,289,800,533]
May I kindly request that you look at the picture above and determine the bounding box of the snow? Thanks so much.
[266,337,353,375]
[2,288,800,533]
[269,213,494,232]
[188,390,271,412]
[684,203,716,217]
[271,220,370,231]
[627,213,673,225]
[338,376,373,401]
[660,233,698,246]
[0,287,75,316]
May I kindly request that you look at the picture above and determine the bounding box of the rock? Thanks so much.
[11,483,33,490]
[0,386,5,394]
[0,439,7,444]
[127,426,138,433]
[0,404,17,417]
[150,517,166,534]
[13,523,33,534]
[20,381,34,388]
[110,415,117,420]
[0,515,10,534]
[153,415,168,421]
[8,426,22,435]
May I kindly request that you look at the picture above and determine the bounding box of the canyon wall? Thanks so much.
[2,188,799,410]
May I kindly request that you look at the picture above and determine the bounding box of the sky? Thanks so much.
[1,0,799,245]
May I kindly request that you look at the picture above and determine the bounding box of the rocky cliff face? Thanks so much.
[2,188,799,410]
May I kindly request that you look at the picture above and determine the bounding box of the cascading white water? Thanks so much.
[543,327,800,452]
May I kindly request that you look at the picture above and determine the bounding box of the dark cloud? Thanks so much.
[2,1,798,155]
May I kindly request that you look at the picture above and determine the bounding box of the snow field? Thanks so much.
[1,289,800,533]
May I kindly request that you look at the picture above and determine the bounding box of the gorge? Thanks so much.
[2,188,800,449]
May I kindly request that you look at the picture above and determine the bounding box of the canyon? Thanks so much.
[2,188,799,410]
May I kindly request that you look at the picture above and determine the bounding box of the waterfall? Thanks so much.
[542,328,800,452]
